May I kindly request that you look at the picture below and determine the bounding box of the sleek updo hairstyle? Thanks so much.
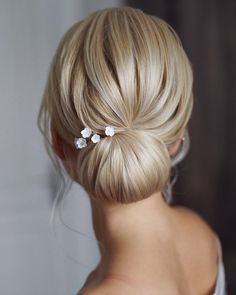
[38,7,193,206]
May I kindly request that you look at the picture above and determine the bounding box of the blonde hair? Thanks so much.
[38,7,193,207]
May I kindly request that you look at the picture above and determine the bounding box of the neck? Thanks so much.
[89,191,174,266]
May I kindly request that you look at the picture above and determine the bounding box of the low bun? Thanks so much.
[38,7,194,206]
[77,128,171,203]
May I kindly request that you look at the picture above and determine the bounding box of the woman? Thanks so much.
[38,7,226,295]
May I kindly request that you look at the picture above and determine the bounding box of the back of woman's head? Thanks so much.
[38,6,193,204]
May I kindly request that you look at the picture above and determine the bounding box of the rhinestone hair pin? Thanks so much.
[74,126,115,149]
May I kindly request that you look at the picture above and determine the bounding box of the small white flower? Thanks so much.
[91,134,101,143]
[74,137,87,149]
[81,127,92,138]
[105,126,115,136]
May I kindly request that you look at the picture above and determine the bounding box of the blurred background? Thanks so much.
[0,0,235,294]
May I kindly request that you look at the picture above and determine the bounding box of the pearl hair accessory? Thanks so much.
[74,126,115,149]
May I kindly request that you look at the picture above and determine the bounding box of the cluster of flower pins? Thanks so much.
[74,126,115,149]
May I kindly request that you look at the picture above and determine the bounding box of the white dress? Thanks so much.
[213,239,227,295]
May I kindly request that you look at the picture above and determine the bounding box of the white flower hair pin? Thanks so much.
[81,127,92,138]
[74,126,115,149]
[105,126,115,136]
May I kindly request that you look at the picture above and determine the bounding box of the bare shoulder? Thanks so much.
[79,278,136,295]
[171,206,219,293]
[172,206,218,246]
